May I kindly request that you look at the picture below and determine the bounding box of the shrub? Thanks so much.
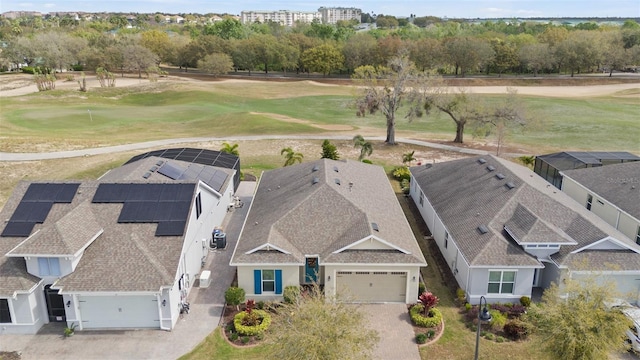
[283,285,300,304]
[226,323,234,332]
[496,336,506,343]
[21,66,36,74]
[361,159,373,164]
[234,309,272,336]
[508,304,527,318]
[485,333,495,340]
[503,319,533,340]
[225,287,245,310]
[465,303,472,312]
[489,310,507,331]
[416,333,428,344]
[426,329,435,339]
[255,332,265,341]
[418,282,426,295]
[400,178,410,189]
[256,301,265,310]
[410,305,443,328]
[241,336,250,344]
[520,296,531,307]
[392,166,411,181]
[230,332,239,341]
[418,292,440,315]
[71,64,84,71]
[456,288,466,304]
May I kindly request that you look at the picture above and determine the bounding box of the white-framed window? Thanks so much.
[38,257,60,277]
[636,226,640,245]
[419,191,424,206]
[586,194,593,211]
[262,269,275,292]
[444,231,449,249]
[488,270,516,294]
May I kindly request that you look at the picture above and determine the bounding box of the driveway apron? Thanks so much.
[363,304,421,360]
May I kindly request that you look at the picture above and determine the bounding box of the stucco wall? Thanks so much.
[467,268,536,304]
[1,290,46,334]
[237,265,299,301]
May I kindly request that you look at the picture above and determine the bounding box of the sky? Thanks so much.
[1,0,639,18]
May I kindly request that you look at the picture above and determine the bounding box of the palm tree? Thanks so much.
[220,142,239,156]
[281,147,304,166]
[353,135,373,161]
[402,150,416,166]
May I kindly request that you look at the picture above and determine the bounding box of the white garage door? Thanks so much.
[78,295,159,329]
[336,271,407,303]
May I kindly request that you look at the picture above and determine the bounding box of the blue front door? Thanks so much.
[305,257,319,283]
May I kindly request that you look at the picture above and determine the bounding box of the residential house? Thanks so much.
[410,155,640,304]
[534,151,640,189]
[561,161,640,245]
[0,148,238,334]
[230,159,426,303]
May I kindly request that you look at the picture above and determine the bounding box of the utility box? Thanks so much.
[213,232,227,249]
[199,270,211,288]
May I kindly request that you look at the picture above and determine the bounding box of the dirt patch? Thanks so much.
[249,112,354,131]
[0,351,21,360]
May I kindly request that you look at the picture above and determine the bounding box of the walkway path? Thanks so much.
[0,136,490,162]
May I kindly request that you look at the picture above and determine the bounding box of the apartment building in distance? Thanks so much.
[241,7,361,26]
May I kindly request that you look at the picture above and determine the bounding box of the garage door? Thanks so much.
[78,295,159,329]
[336,271,407,303]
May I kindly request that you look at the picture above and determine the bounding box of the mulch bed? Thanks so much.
[220,305,268,347]
[407,305,445,346]
[0,352,21,360]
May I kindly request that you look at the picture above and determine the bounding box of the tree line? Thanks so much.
[1,15,639,77]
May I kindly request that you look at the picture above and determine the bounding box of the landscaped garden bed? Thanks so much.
[409,289,445,345]
[221,300,275,347]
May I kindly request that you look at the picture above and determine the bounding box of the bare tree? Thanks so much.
[424,87,487,143]
[353,55,431,145]
[197,52,233,77]
[122,44,159,78]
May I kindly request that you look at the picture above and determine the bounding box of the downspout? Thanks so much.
[615,211,620,230]
[465,265,471,303]
[73,294,83,330]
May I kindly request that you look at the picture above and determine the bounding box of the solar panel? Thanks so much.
[22,183,50,201]
[135,202,158,222]
[93,184,129,203]
[155,221,186,236]
[55,184,79,203]
[158,185,178,202]
[153,203,174,221]
[158,163,184,180]
[118,202,144,223]
[1,222,36,237]
[170,201,191,221]
[29,202,53,223]
[176,184,195,201]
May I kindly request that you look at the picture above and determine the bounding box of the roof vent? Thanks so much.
[505,182,516,189]
[333,166,339,172]
[495,173,505,180]
[477,225,489,234]
[156,160,164,166]
[312,165,319,172]
[150,166,158,172]
[334,178,341,185]
[487,165,496,172]
[143,172,151,179]
[478,158,487,164]
[312,177,319,185]
[372,222,379,232]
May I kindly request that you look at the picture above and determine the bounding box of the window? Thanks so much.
[195,193,202,219]
[254,269,282,294]
[444,231,449,249]
[419,191,424,206]
[38,257,60,277]
[488,271,516,294]
[636,226,640,245]
[0,299,11,323]
[586,194,593,211]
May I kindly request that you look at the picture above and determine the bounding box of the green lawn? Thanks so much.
[1,80,638,153]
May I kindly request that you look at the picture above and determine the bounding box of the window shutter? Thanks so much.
[275,269,282,294]
[254,269,262,295]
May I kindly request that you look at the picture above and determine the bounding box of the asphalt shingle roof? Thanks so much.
[231,159,426,266]
[410,155,639,269]
[562,161,640,220]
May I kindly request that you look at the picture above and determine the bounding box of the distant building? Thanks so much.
[240,10,320,26]
[318,7,361,24]
[2,11,42,19]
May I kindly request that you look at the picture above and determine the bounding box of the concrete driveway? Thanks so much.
[0,182,256,360]
[363,304,421,360]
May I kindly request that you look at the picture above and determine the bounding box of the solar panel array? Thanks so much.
[123,148,240,191]
[1,183,80,237]
[92,183,195,237]
[157,162,229,192]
